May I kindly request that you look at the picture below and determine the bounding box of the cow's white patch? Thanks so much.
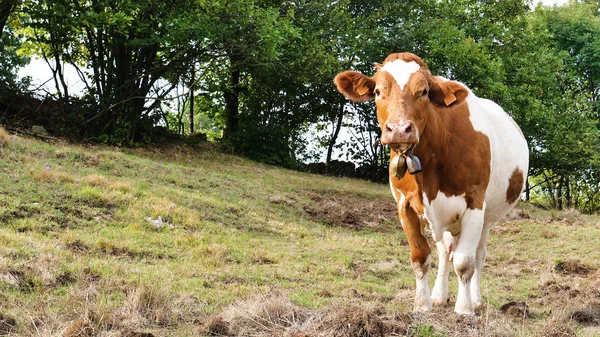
[466,95,529,224]
[422,192,466,242]
[455,277,474,315]
[431,240,450,306]
[412,255,432,311]
[381,60,421,90]
[389,179,402,204]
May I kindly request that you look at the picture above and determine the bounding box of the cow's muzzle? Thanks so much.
[381,120,419,151]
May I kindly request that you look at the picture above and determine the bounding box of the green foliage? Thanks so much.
[0,3,30,89]
[522,2,600,212]
[18,0,207,142]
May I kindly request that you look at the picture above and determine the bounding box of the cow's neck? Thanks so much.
[413,106,449,172]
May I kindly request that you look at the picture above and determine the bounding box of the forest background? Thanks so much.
[1,0,599,213]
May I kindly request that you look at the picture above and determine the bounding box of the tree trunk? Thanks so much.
[189,67,195,134]
[557,175,564,210]
[0,1,16,42]
[565,175,571,208]
[326,103,344,175]
[54,52,69,99]
[223,64,240,140]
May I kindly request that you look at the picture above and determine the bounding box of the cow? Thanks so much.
[334,52,529,315]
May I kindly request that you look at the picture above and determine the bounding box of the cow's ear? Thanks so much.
[429,80,469,107]
[334,71,375,101]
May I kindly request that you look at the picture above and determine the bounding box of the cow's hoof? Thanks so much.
[431,288,449,306]
[414,294,432,312]
[432,296,449,306]
[454,306,475,316]
[414,304,432,312]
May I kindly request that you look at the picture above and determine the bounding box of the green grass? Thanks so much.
[1,130,599,336]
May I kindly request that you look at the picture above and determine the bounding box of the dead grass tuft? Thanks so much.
[537,319,577,337]
[82,174,110,187]
[122,286,176,327]
[221,292,308,336]
[0,269,36,292]
[318,306,386,337]
[0,127,11,147]
[541,230,557,239]
[30,169,76,184]
[61,319,95,337]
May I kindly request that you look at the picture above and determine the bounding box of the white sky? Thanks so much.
[538,0,569,6]
[18,58,86,95]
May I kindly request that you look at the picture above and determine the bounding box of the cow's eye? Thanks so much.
[421,89,428,97]
[375,88,381,96]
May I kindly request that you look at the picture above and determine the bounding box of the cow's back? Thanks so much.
[466,94,529,225]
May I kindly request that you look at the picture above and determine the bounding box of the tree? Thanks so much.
[0,0,29,89]
[525,1,600,211]
[20,0,207,142]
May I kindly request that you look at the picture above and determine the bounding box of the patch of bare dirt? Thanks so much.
[198,315,230,336]
[121,332,155,337]
[299,190,398,231]
[0,313,16,335]
[318,306,387,337]
[66,239,91,254]
[570,302,600,325]
[555,259,594,275]
[500,301,531,318]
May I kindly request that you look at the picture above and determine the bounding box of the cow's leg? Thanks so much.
[431,232,455,306]
[471,225,492,309]
[400,203,432,311]
[452,208,484,315]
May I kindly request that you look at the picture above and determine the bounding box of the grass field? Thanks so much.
[0,127,599,336]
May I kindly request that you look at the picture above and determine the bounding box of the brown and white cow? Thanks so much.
[334,53,529,315]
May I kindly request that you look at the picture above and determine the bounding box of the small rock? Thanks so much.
[31,125,50,137]
[268,196,292,205]
[145,216,174,230]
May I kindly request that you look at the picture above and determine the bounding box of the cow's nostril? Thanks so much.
[404,124,413,134]
[386,124,394,133]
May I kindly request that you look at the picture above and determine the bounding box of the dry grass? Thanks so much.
[29,168,76,184]
[1,135,600,336]
[82,173,111,186]
[220,292,309,336]
[120,286,178,327]
[0,126,11,146]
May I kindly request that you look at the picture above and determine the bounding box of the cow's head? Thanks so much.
[334,53,468,152]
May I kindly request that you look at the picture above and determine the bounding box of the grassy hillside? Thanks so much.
[0,128,599,337]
